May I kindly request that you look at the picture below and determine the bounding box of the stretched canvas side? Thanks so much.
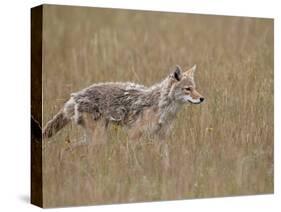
[31,5,43,208]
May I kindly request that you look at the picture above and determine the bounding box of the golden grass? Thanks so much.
[42,5,273,207]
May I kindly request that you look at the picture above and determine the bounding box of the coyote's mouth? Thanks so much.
[188,100,202,104]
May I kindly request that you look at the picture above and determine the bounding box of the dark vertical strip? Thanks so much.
[31,5,43,208]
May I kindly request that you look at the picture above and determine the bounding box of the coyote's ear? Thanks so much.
[171,65,182,81]
[184,64,197,79]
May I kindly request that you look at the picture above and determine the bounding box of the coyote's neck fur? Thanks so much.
[148,78,182,127]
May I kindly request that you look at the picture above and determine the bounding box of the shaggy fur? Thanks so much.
[43,65,204,143]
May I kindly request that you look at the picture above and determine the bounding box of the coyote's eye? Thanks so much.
[184,87,191,91]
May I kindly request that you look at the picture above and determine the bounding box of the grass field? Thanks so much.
[42,5,273,207]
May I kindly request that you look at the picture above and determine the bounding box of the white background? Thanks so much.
[0,0,279,211]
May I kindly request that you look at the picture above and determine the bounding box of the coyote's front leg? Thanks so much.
[154,124,171,170]
[159,141,170,171]
[75,113,108,145]
[128,123,171,170]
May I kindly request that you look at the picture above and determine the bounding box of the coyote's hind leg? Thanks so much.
[82,113,108,145]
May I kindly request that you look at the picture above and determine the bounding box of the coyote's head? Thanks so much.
[168,65,204,104]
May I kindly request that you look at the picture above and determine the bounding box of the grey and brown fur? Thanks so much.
[43,65,204,144]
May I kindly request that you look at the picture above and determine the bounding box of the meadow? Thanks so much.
[42,5,273,207]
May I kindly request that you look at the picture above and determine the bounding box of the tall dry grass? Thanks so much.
[42,5,273,207]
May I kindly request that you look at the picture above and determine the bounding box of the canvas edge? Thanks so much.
[36,3,275,20]
[31,4,43,208]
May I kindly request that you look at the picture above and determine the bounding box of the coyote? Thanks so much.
[43,65,204,144]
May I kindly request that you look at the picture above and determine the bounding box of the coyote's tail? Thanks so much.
[43,99,75,139]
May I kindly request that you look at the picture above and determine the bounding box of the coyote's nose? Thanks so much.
[199,97,205,102]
